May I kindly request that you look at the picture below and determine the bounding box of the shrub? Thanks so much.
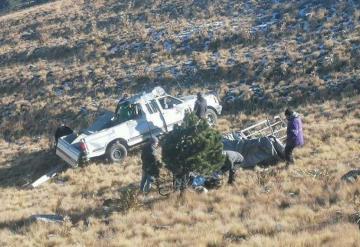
[162,112,224,183]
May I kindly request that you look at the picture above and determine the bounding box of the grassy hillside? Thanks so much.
[0,0,359,140]
[0,0,359,246]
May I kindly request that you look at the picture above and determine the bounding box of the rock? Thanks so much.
[31,214,65,223]
[163,40,173,53]
[21,30,40,40]
[341,169,360,183]
[194,186,208,193]
[54,87,64,96]
[46,72,56,84]
[63,82,71,91]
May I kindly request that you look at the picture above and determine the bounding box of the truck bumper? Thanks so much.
[215,105,223,115]
[56,148,79,167]
[56,138,82,167]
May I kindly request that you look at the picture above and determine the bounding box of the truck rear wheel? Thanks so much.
[206,109,217,127]
[107,142,127,164]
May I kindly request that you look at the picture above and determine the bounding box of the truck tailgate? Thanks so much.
[56,138,81,167]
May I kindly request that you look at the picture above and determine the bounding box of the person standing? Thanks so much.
[220,150,244,184]
[140,136,162,193]
[284,108,304,166]
[194,92,207,120]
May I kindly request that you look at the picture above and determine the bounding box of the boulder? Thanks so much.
[341,169,360,183]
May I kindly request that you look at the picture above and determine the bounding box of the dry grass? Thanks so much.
[1,96,359,246]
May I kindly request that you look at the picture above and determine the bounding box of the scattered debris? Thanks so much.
[153,224,172,230]
[31,214,65,223]
[30,164,65,188]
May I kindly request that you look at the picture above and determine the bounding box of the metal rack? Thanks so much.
[224,116,287,141]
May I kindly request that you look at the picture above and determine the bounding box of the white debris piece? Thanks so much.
[31,164,65,188]
[31,214,65,223]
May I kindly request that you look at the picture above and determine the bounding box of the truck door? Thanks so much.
[143,99,168,136]
[123,103,150,145]
[157,96,185,131]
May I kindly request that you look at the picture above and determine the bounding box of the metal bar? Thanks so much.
[240,119,269,132]
[272,129,286,134]
[241,120,284,135]
[245,123,285,136]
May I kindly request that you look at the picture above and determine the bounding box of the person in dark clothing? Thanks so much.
[220,150,244,184]
[285,108,304,166]
[140,136,162,193]
[54,124,73,145]
[194,92,207,120]
[119,93,129,103]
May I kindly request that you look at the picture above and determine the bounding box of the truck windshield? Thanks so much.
[158,96,182,109]
[114,102,143,123]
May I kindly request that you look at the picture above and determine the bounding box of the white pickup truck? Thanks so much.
[56,87,222,167]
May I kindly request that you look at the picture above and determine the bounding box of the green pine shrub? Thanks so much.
[162,112,225,178]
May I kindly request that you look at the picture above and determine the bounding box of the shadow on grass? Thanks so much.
[0,217,33,233]
[0,181,168,233]
[0,148,64,188]
[66,182,168,225]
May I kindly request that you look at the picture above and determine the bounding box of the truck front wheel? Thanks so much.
[107,142,128,164]
[206,109,217,127]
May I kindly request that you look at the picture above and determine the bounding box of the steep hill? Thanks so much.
[1,0,359,139]
[0,0,359,246]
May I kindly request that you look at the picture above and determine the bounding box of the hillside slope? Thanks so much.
[0,0,359,139]
[0,0,359,246]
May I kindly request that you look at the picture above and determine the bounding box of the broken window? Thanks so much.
[114,102,143,123]
[145,100,160,114]
[158,96,182,109]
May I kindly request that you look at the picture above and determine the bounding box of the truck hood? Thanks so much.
[180,95,197,101]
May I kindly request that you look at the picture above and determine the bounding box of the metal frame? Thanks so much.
[226,116,287,141]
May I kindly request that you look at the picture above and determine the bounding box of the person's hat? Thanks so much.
[285,108,293,116]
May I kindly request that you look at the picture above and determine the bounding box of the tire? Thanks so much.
[157,171,174,197]
[206,109,218,127]
[107,142,128,164]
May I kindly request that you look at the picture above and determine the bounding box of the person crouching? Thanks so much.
[220,150,244,184]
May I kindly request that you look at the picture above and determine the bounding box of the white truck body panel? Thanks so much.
[56,138,81,167]
[56,87,222,166]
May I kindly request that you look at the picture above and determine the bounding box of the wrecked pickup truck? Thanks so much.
[56,87,222,167]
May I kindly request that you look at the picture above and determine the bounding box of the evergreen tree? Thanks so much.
[162,112,224,185]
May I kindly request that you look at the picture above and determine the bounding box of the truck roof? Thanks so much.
[121,87,167,104]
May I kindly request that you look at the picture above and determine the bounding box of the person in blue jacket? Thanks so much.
[285,108,304,166]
